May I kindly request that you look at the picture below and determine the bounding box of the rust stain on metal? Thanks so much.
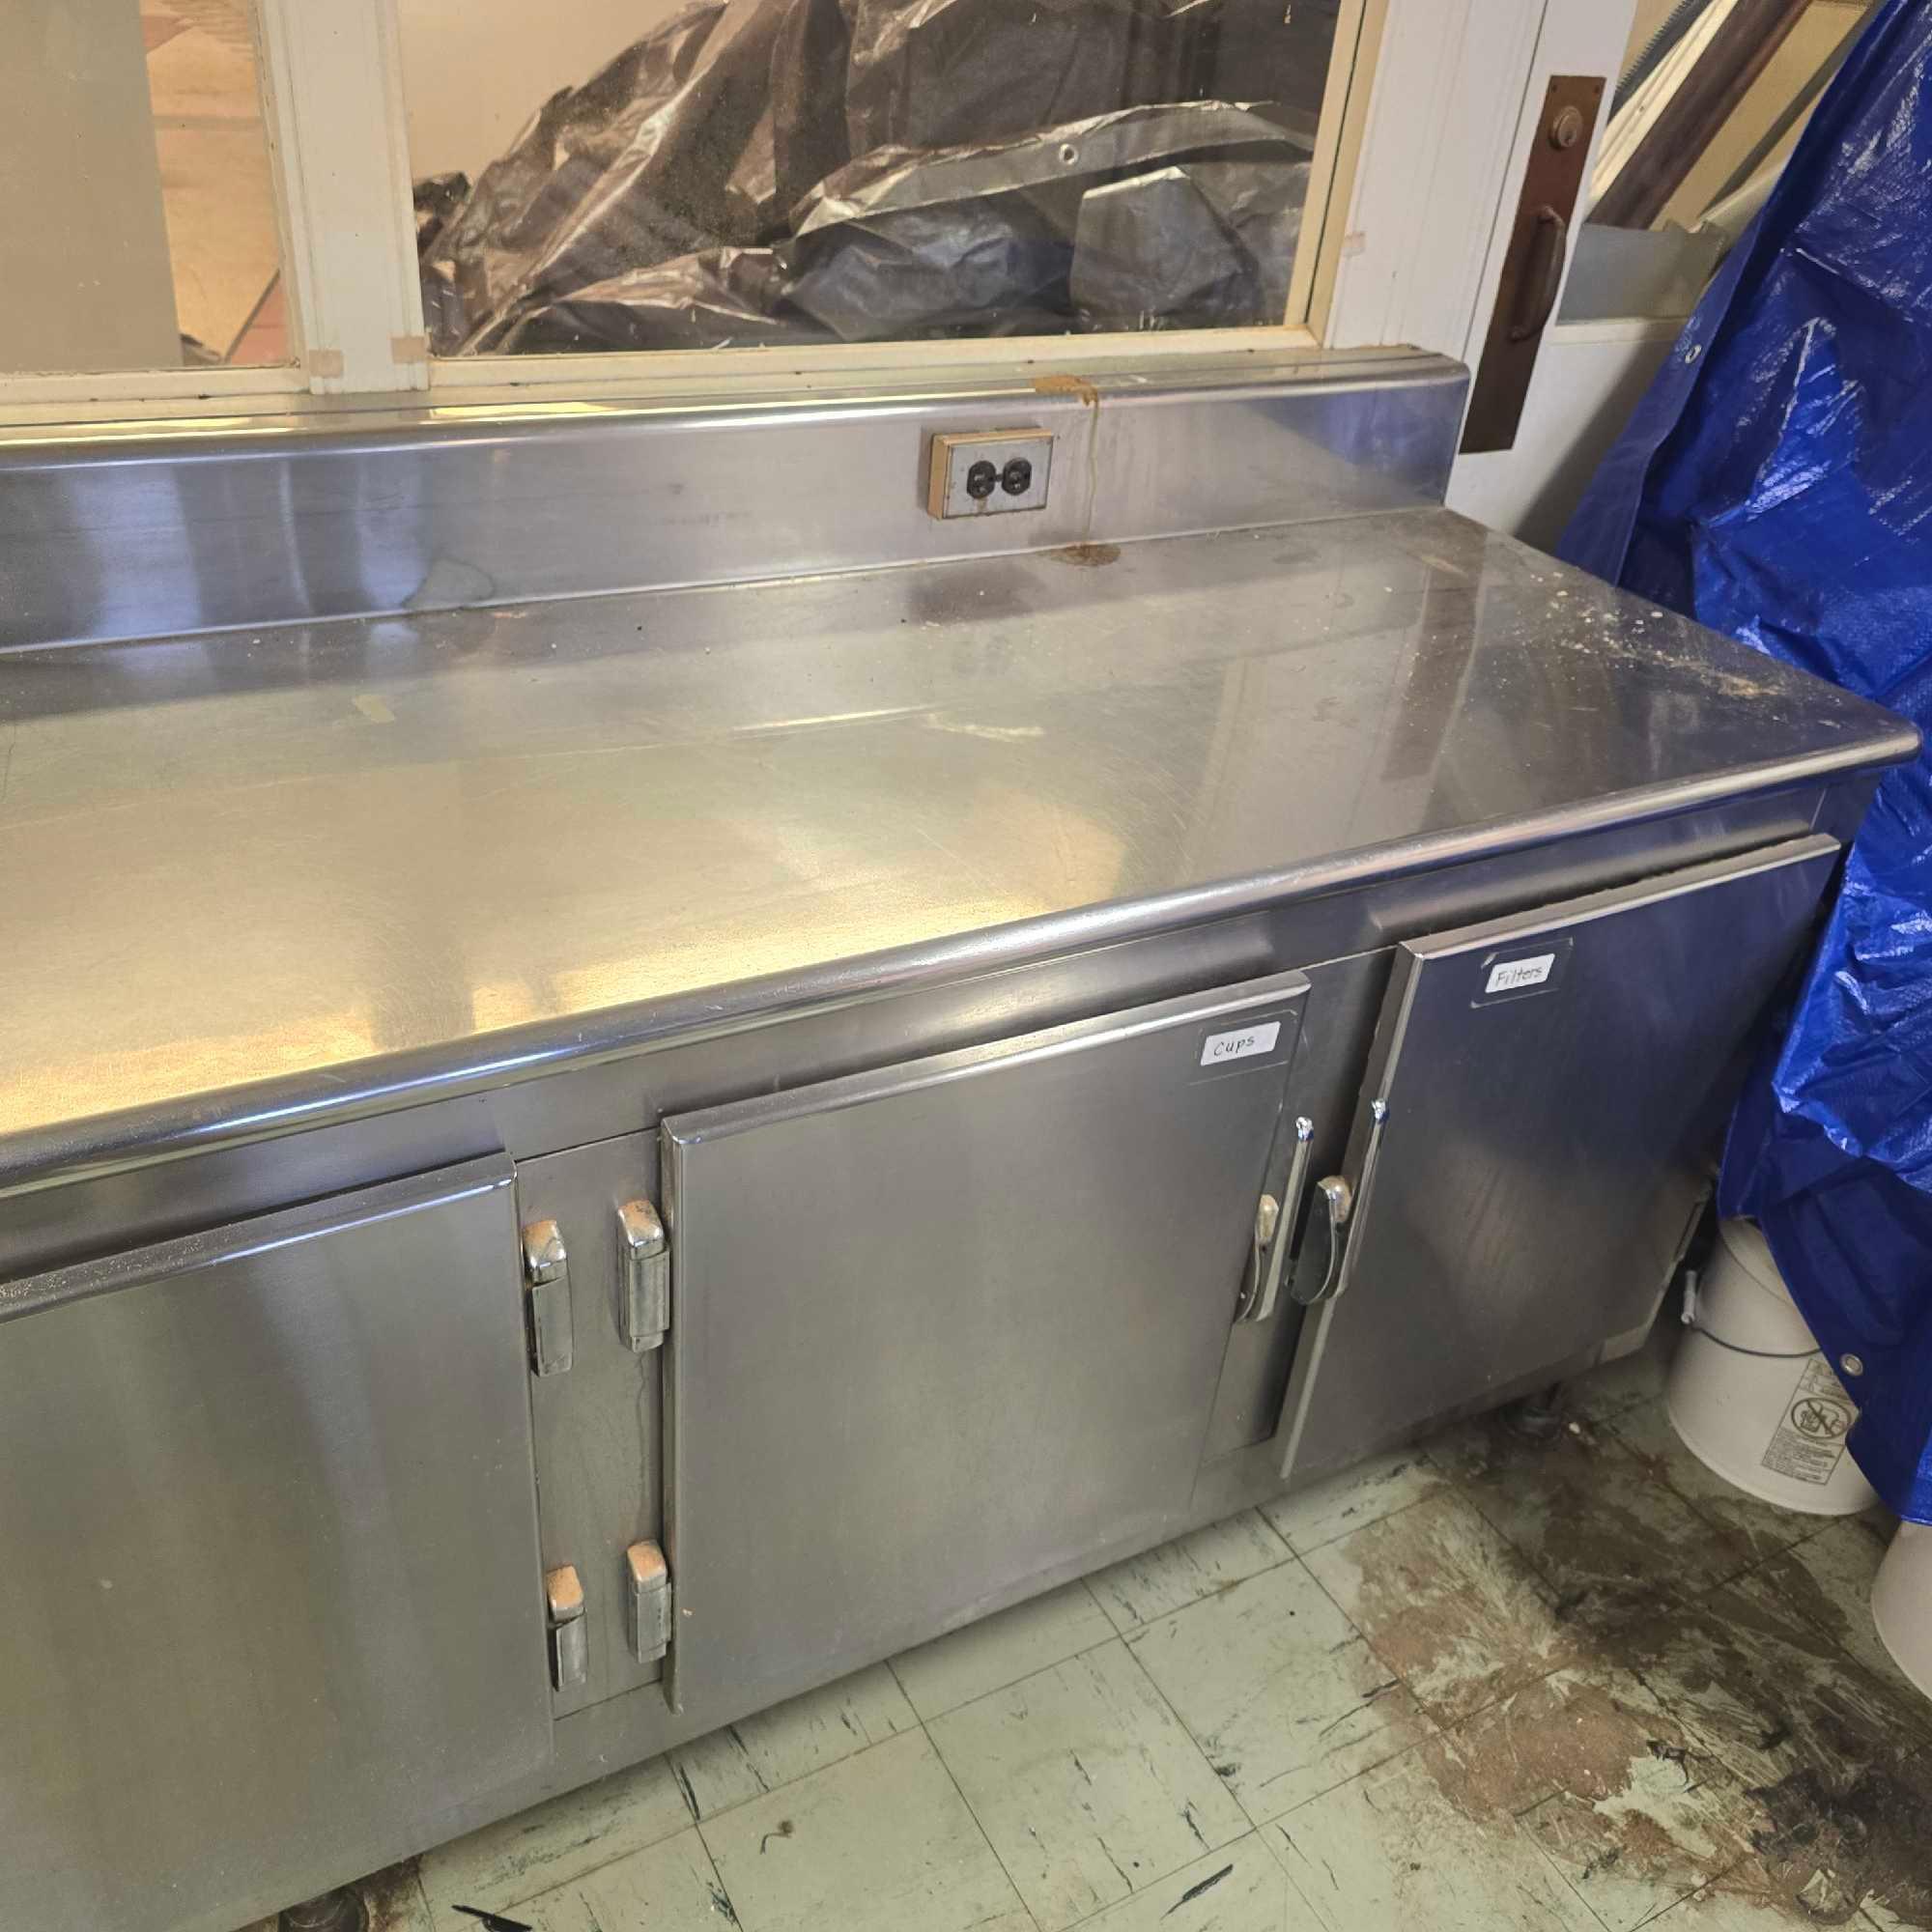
[1032,374,1101,408]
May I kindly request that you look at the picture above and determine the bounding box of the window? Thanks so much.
[1567,0,1874,324]
[1,0,1400,423]
[4,0,287,376]
[398,0,1352,357]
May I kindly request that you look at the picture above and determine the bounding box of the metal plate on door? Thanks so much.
[1462,74,1606,455]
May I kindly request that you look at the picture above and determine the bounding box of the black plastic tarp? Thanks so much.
[419,0,1320,354]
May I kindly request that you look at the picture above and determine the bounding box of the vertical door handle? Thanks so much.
[626,1541,671,1664]
[617,1198,669,1350]
[1508,207,1568,342]
[1237,1117,1315,1324]
[523,1218,573,1376]
[1293,1099,1388,1307]
[545,1565,587,1692]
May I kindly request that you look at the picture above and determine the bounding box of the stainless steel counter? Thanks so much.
[0,365,1919,1932]
[0,506,1908,1184]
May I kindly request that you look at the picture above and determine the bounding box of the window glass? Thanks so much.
[2,1,287,375]
[1569,0,1871,323]
[401,0,1349,356]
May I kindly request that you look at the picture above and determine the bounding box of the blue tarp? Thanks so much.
[1562,0,1932,1522]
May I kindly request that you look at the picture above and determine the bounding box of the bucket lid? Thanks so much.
[1717,1218,1794,1305]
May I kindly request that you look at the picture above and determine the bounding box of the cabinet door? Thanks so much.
[1280,836,1838,1483]
[662,972,1309,1715]
[0,1158,550,1932]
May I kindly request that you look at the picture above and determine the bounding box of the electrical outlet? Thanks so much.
[925,430,1053,519]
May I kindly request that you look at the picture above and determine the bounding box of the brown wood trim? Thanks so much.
[1592,0,1815,231]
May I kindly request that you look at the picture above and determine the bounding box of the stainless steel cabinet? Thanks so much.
[1281,836,1839,1481]
[659,972,1311,1713]
[0,1160,551,1932]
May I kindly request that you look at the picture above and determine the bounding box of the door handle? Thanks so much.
[1508,206,1568,343]
[545,1565,587,1693]
[1236,1117,1314,1324]
[1292,1098,1388,1307]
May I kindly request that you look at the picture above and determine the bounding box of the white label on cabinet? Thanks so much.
[1200,1021,1281,1067]
[1485,952,1557,996]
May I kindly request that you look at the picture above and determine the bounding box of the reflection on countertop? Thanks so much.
[0,508,1910,1151]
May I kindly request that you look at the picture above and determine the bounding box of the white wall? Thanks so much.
[397,0,691,180]
[1447,319,1679,548]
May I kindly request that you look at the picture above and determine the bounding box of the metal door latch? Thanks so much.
[1236,1117,1314,1324]
[625,1540,671,1664]
[616,1199,669,1351]
[522,1218,573,1376]
[1293,1098,1388,1307]
[545,1564,587,1692]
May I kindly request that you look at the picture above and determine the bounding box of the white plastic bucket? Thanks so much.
[1664,1219,1878,1516]
[1873,1521,1932,1701]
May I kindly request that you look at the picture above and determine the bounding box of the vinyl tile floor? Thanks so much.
[257,1329,1931,1932]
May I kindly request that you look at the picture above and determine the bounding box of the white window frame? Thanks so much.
[0,0,1573,431]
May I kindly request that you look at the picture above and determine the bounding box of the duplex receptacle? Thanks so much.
[925,429,1053,520]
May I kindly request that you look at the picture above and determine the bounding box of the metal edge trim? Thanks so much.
[0,1152,516,1321]
[1398,831,1845,961]
[0,352,1469,471]
[662,971,1311,1147]
[0,757,1899,1194]
[0,752,1901,1200]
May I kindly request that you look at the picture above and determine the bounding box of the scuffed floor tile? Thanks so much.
[1749,1513,1918,1699]
[1733,1759,1932,1931]
[1302,1491,1581,1725]
[1260,1448,1447,1554]
[668,1662,916,1821]
[1610,1398,1823,1566]
[1443,1665,1758,1932]
[1088,1510,1290,1633]
[1650,1855,1932,1930]
[1267,1740,1601,1932]
[1608,1579,1931,1785]
[1066,1833,1299,1931]
[420,1759,691,1923]
[1127,1558,1432,1824]
[1863,1893,1932,1931]
[1600,1583,1932,1925]
[1639,1871,1835,1929]
[893,1579,1114,1720]
[1432,1411,1753,1628]
[701,1729,1028,1932]
[508,1828,733,1931]
[928,1639,1246,1931]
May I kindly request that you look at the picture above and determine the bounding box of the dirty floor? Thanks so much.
[250,1332,1930,1932]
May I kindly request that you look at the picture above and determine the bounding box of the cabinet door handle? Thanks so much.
[1238,1117,1314,1324]
[545,1565,587,1692]
[1293,1099,1388,1307]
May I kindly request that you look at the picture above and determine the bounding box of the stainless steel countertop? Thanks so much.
[0,507,1912,1171]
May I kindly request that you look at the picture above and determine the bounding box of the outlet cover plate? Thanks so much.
[926,429,1053,519]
